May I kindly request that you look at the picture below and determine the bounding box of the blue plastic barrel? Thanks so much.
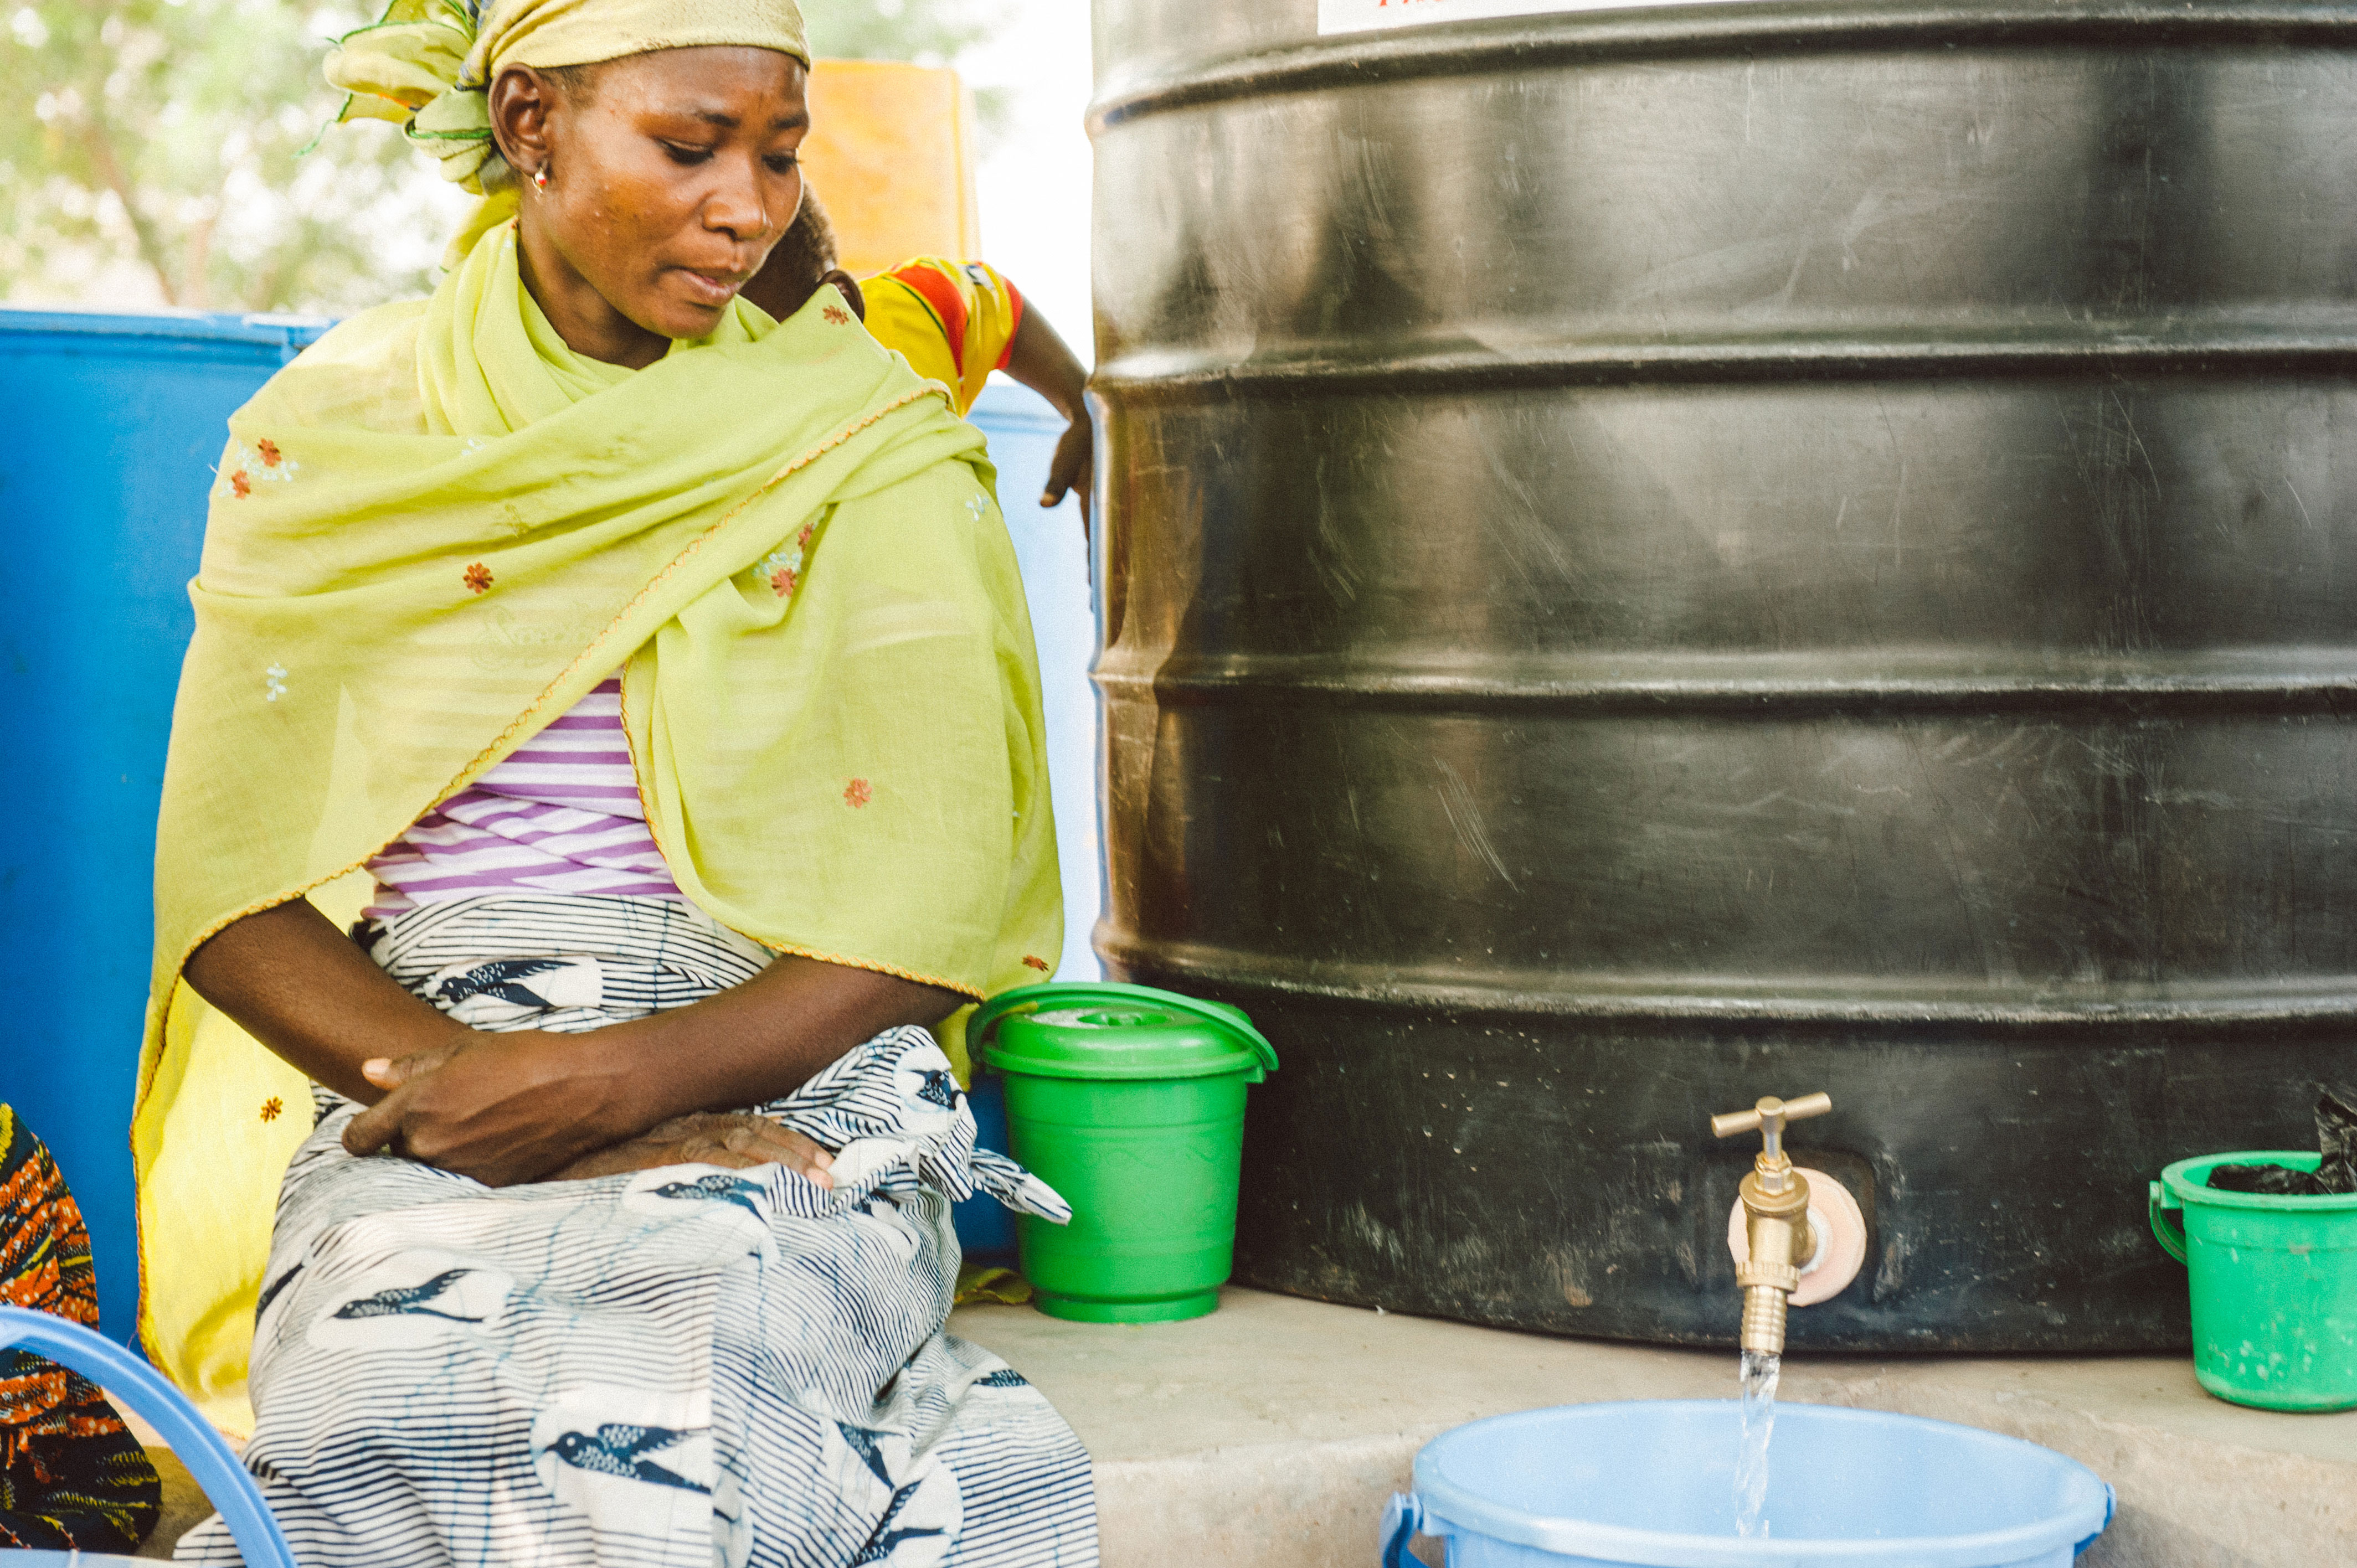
[950,1065,1018,1265]
[1381,1402,2113,1568]
[1,309,328,1339]
[965,381,1101,986]
[946,382,1097,1267]
[0,312,1092,1334]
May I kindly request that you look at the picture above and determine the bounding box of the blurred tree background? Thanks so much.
[0,0,1006,313]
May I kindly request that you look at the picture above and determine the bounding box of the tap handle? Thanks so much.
[1710,1092,1833,1144]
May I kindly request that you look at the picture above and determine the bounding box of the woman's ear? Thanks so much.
[488,64,558,182]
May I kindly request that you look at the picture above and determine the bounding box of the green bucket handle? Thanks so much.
[2149,1179,2189,1265]
[971,981,1280,1077]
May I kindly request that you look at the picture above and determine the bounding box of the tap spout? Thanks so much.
[1712,1093,1833,1356]
[1735,1160,1815,1355]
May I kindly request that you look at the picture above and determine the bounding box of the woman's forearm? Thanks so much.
[331,941,960,1185]
[181,899,467,1104]
[185,898,961,1185]
[585,954,962,1126]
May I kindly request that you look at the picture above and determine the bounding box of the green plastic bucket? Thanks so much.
[974,982,1278,1323]
[2150,1151,2357,1411]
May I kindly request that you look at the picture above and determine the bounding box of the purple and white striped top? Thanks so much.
[363,676,683,920]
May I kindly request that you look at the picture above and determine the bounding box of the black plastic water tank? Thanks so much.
[1087,0,2357,1349]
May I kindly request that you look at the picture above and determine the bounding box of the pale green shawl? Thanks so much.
[132,222,1059,1428]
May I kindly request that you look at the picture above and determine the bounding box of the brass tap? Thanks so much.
[1710,1092,1833,1356]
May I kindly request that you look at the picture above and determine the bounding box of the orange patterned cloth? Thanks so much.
[861,256,1024,416]
[0,1106,159,1552]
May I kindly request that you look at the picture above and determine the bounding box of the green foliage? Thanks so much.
[806,0,1015,140]
[1,0,1009,314]
[805,0,1006,65]
[0,0,460,312]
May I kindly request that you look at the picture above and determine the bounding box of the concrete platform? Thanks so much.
[126,1286,2356,1564]
[951,1288,2357,1568]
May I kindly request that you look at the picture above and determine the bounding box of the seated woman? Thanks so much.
[131,0,1092,1561]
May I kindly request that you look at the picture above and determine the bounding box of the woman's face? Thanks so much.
[492,47,809,365]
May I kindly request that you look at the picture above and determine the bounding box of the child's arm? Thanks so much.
[1001,302,1094,535]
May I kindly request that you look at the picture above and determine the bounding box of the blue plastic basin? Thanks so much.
[0,1306,294,1566]
[1385,1401,2113,1568]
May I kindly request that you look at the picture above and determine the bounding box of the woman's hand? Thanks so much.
[193,899,958,1185]
[542,1113,836,1185]
[342,1029,636,1187]
[335,954,955,1185]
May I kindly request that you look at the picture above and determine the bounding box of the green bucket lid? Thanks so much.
[972,982,1279,1082]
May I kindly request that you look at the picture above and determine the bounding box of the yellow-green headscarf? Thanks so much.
[132,220,1061,1431]
[325,0,812,260]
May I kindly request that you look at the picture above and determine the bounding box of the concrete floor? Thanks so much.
[128,1285,2356,1564]
[951,1288,2357,1568]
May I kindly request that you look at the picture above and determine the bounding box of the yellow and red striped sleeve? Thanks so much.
[858,256,1026,416]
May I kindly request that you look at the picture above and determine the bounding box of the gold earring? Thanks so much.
[532,164,550,193]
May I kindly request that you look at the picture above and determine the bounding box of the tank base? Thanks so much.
[1144,986,2356,1354]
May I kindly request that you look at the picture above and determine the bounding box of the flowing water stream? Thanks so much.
[1735,1349,1781,1538]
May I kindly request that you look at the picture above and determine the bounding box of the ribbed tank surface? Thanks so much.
[1088,0,2357,1349]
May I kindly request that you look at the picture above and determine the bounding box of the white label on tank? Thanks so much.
[1320,0,1731,32]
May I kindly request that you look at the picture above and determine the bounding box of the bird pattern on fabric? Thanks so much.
[549,1425,708,1493]
[330,1268,485,1323]
[253,1262,304,1320]
[174,891,1095,1568]
[431,955,578,1008]
[851,1479,947,1565]
[913,1070,961,1111]
[837,1422,894,1490]
[647,1174,766,1220]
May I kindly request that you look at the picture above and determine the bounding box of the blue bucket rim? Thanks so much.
[1412,1400,2112,1568]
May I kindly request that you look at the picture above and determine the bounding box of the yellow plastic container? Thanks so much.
[800,59,981,275]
